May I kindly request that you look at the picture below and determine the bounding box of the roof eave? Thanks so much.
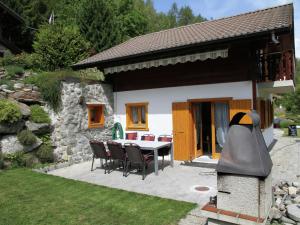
[72,26,292,71]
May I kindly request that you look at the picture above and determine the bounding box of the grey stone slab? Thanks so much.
[287,204,300,222]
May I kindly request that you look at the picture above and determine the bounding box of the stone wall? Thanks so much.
[50,81,114,163]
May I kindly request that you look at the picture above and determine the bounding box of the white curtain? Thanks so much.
[215,103,229,149]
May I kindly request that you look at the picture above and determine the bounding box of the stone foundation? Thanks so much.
[50,81,114,163]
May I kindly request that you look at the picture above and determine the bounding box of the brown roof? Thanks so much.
[75,3,293,68]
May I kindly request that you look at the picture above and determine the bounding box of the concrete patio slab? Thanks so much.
[48,160,217,206]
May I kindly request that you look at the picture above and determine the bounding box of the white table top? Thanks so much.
[114,139,172,150]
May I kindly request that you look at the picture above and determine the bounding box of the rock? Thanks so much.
[13,83,24,90]
[32,86,39,91]
[286,200,294,206]
[293,182,300,188]
[0,84,8,90]
[269,207,283,220]
[0,120,25,134]
[294,196,300,204]
[3,89,14,94]
[8,90,42,104]
[283,187,289,193]
[0,135,42,154]
[15,101,31,118]
[282,216,296,224]
[287,204,300,222]
[280,204,287,211]
[289,187,298,195]
[275,187,286,196]
[276,198,283,206]
[25,121,51,134]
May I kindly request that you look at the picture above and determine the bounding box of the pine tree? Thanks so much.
[77,0,122,52]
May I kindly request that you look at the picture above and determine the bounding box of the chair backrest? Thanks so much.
[141,134,155,141]
[126,132,138,140]
[124,143,143,164]
[107,141,125,160]
[89,140,108,159]
[158,135,172,142]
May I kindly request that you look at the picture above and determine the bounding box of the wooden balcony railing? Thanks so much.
[257,50,294,82]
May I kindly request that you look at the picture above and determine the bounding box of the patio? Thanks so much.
[49,159,217,206]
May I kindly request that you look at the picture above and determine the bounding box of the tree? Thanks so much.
[116,0,148,41]
[33,24,90,71]
[77,0,122,52]
[178,6,195,26]
[167,3,178,28]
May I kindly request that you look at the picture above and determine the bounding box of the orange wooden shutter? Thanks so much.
[229,99,252,124]
[172,102,192,161]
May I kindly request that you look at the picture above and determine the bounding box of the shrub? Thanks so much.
[280,120,294,128]
[0,99,22,124]
[0,52,39,69]
[4,65,24,78]
[23,153,40,168]
[36,144,54,163]
[0,79,14,90]
[17,130,37,146]
[33,24,90,71]
[30,105,51,124]
[4,152,25,168]
[0,152,4,169]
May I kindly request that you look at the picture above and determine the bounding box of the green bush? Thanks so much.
[0,79,14,90]
[4,152,25,168]
[33,24,90,71]
[280,120,294,128]
[30,105,51,124]
[0,152,4,169]
[23,153,40,168]
[0,52,38,69]
[4,65,24,78]
[36,144,54,163]
[17,130,37,146]
[0,99,22,124]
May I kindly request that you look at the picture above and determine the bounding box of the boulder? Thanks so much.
[282,216,296,224]
[287,204,300,222]
[25,121,51,134]
[294,196,300,204]
[16,101,31,118]
[293,182,300,188]
[0,134,42,154]
[289,187,298,195]
[269,207,283,220]
[0,84,8,90]
[8,90,42,104]
[0,120,25,134]
[13,83,24,90]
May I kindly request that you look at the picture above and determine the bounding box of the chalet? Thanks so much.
[0,1,25,56]
[74,4,296,161]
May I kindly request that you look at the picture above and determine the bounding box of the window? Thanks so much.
[87,104,105,128]
[126,102,148,131]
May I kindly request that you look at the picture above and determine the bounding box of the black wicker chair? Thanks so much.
[107,141,127,176]
[124,143,153,180]
[89,140,111,174]
[158,135,172,170]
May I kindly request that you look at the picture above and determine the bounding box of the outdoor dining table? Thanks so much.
[111,139,174,176]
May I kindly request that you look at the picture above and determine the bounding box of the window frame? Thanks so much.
[125,102,149,131]
[87,103,105,129]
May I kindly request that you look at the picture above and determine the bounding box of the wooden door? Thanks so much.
[229,99,252,124]
[172,102,192,161]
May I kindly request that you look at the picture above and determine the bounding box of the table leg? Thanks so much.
[154,149,158,175]
[170,143,174,167]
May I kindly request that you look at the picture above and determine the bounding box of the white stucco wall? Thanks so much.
[114,81,253,139]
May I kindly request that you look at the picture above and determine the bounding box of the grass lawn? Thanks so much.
[0,169,196,225]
